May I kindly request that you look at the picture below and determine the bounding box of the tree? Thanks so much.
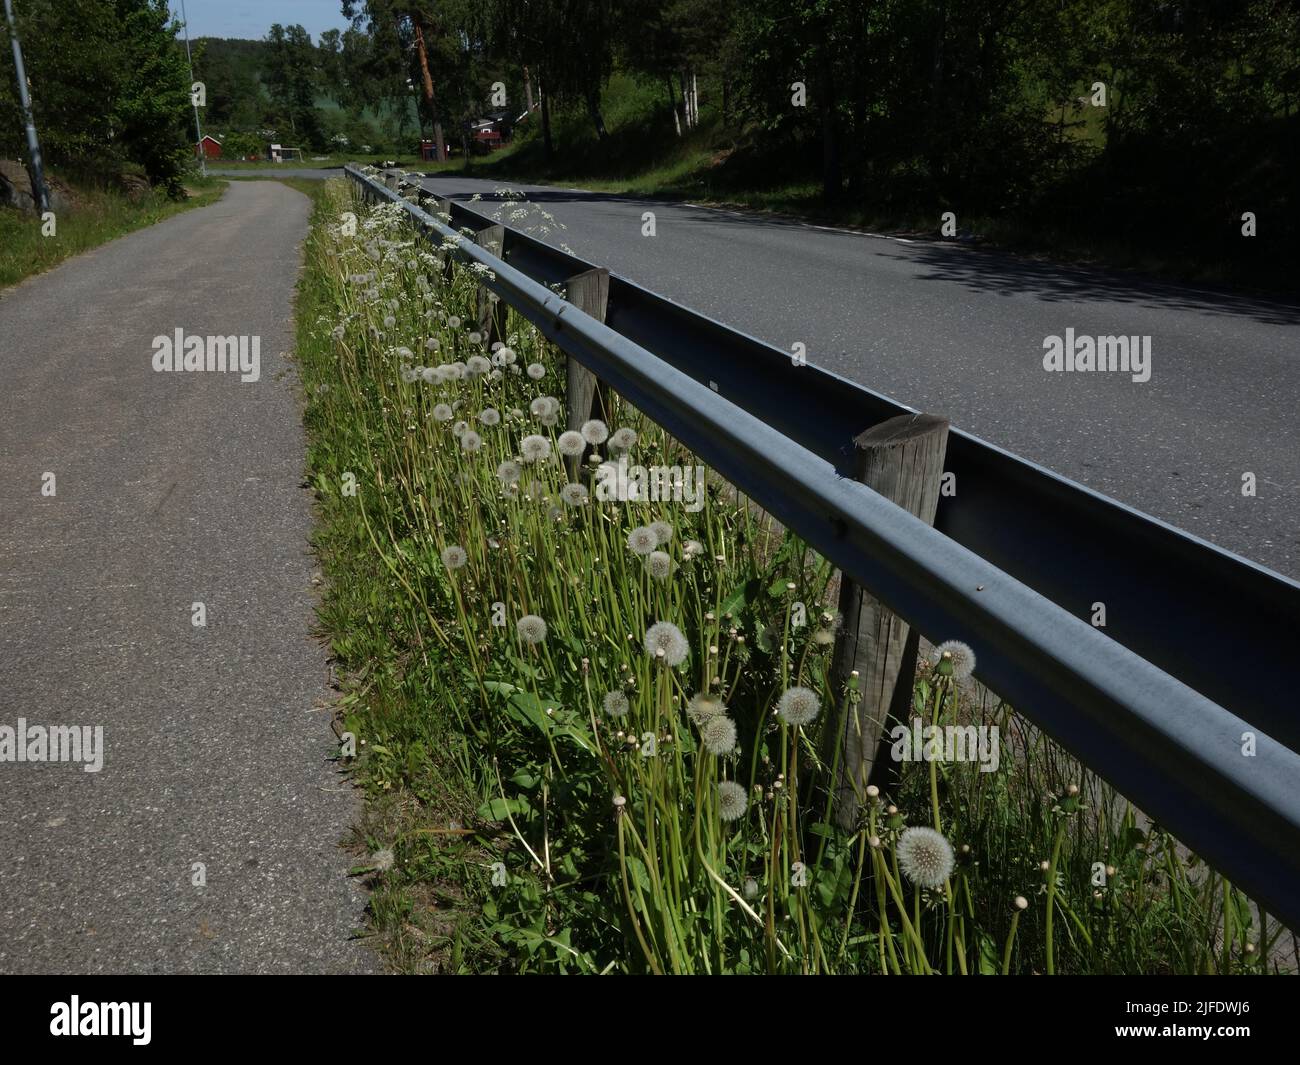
[0,0,192,195]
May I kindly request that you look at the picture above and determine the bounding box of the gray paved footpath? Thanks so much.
[0,181,379,973]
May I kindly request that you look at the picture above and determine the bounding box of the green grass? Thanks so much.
[290,177,1293,975]
[0,173,226,291]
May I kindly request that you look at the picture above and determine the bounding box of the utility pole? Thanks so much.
[179,0,205,176]
[3,0,50,213]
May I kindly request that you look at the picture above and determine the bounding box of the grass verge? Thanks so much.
[0,174,225,291]
[292,173,1294,975]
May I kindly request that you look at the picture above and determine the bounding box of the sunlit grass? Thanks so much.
[293,175,1293,975]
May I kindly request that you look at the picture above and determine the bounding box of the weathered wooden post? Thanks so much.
[828,412,949,829]
[562,267,610,479]
[472,224,505,348]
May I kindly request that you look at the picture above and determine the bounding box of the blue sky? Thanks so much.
[171,0,352,43]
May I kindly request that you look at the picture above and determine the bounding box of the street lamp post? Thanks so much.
[3,0,51,213]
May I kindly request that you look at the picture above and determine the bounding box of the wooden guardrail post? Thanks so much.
[473,224,505,348]
[828,412,949,829]
[563,268,610,478]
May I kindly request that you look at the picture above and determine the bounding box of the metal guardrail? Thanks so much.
[346,163,1300,930]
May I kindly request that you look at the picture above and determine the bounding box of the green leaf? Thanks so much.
[477,796,531,822]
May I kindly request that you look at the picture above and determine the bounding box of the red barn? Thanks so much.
[196,135,222,159]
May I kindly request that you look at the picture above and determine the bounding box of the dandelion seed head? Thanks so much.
[627,526,657,555]
[530,396,558,418]
[609,427,637,452]
[897,826,955,889]
[460,430,482,452]
[526,362,546,380]
[602,691,630,718]
[644,621,689,666]
[650,520,673,545]
[700,714,738,756]
[478,407,500,426]
[580,419,609,445]
[419,366,437,384]
[686,694,726,726]
[370,848,395,872]
[497,346,516,365]
[717,780,748,821]
[400,366,417,383]
[933,640,976,681]
[776,686,821,727]
[440,545,467,570]
[496,460,521,485]
[560,483,589,507]
[520,435,552,463]
[452,420,468,437]
[682,540,704,559]
[466,355,491,376]
[433,403,454,422]
[645,551,673,580]
[447,315,462,329]
[557,430,586,457]
[516,614,548,645]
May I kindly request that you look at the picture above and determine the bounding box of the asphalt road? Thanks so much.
[0,181,377,973]
[413,171,1300,580]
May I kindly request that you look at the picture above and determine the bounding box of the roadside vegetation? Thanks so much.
[0,172,224,291]
[292,176,1295,974]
